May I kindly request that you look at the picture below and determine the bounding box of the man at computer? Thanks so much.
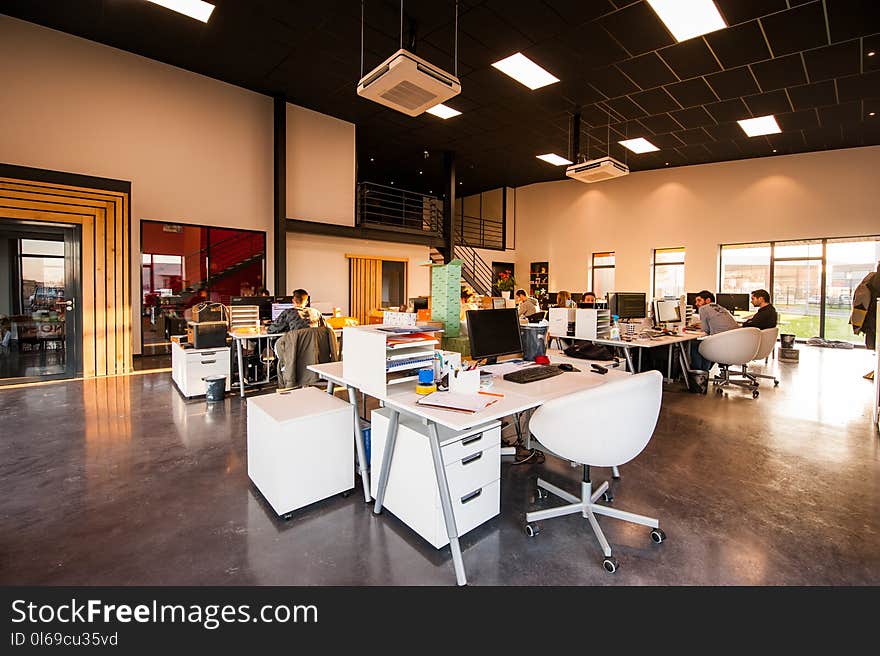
[268,289,322,332]
[515,289,539,321]
[581,291,597,304]
[741,289,778,329]
[689,290,738,372]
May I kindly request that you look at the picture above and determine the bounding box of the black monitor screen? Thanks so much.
[686,292,699,307]
[467,309,522,362]
[411,296,429,311]
[716,293,750,312]
[610,292,647,319]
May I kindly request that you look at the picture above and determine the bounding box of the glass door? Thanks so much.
[825,237,880,342]
[0,219,81,384]
[771,240,823,340]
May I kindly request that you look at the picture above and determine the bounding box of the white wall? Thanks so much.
[286,233,431,315]
[513,146,880,295]
[0,16,275,353]
[286,104,356,226]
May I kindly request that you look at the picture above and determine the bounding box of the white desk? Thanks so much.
[229,331,282,398]
[308,359,630,585]
[592,332,704,383]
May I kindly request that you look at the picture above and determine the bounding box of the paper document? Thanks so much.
[480,361,535,376]
[415,391,500,413]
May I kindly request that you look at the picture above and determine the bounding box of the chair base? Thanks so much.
[712,364,760,397]
[525,478,660,563]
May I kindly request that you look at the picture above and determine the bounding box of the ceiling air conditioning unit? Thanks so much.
[357,49,461,117]
[565,156,629,184]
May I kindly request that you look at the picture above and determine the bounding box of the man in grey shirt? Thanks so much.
[690,290,738,371]
[515,288,539,321]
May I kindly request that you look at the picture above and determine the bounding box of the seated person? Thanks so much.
[555,290,576,308]
[515,288,539,322]
[689,290,738,372]
[581,291,597,304]
[459,288,479,336]
[741,289,778,329]
[268,289,322,333]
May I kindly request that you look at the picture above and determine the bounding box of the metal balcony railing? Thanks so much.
[357,182,443,237]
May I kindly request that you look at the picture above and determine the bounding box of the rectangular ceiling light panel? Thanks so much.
[146,0,216,23]
[426,104,462,119]
[491,53,560,90]
[737,115,781,136]
[647,0,726,42]
[619,138,660,153]
[536,153,573,165]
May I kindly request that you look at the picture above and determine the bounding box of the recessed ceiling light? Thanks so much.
[390,181,394,185]
[665,162,670,166]
[491,53,560,90]
[647,0,726,42]
[619,138,660,154]
[772,149,777,153]
[146,0,215,23]
[370,157,375,162]
[868,51,876,57]
[536,153,573,166]
[869,112,877,117]
[425,103,462,119]
[419,170,423,175]
[737,115,782,137]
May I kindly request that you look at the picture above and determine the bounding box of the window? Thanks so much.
[381,260,407,308]
[720,236,880,342]
[590,252,615,299]
[653,247,685,299]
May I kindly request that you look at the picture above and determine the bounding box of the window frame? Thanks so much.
[589,251,615,298]
[652,247,685,299]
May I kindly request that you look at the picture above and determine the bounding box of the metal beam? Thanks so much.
[273,96,287,295]
[286,219,445,248]
[443,151,456,262]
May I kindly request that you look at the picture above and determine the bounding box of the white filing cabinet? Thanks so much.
[171,339,231,398]
[371,408,501,549]
[247,387,354,516]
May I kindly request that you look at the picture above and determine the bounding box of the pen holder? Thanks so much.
[448,369,480,394]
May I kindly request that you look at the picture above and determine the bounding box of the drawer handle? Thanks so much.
[201,360,216,365]
[461,452,483,466]
[460,488,482,504]
[461,432,483,446]
[199,351,217,356]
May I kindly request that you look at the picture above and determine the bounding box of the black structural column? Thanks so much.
[442,150,456,264]
[568,111,581,163]
[273,96,287,295]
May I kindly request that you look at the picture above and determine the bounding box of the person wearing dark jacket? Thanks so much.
[742,289,778,330]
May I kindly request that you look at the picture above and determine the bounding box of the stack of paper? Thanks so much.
[415,391,501,413]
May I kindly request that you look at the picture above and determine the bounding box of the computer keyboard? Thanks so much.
[503,365,566,384]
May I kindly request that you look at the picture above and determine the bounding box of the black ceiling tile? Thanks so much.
[675,127,714,145]
[658,39,721,80]
[760,2,828,57]
[705,21,771,68]
[803,126,845,149]
[582,104,617,128]
[607,96,646,120]
[630,88,681,114]
[767,130,808,151]
[484,0,567,43]
[865,98,880,119]
[714,0,789,26]
[617,52,678,90]
[649,133,685,149]
[803,41,861,82]
[705,66,761,99]
[559,79,607,106]
[706,122,748,140]
[705,98,750,123]
[543,0,616,25]
[826,0,880,42]
[836,71,880,101]
[743,90,792,116]
[704,139,744,159]
[586,124,627,143]
[564,22,631,68]
[639,113,685,134]
[666,77,718,107]
[588,65,640,98]
[750,53,807,91]
[600,1,675,56]
[736,136,774,156]
[788,80,838,109]
[670,106,716,129]
[460,6,535,61]
[866,35,880,72]
[777,108,821,131]
[818,101,863,126]
[676,143,713,160]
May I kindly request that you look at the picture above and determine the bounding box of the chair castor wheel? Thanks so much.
[602,490,614,503]
[535,487,549,501]
[525,523,541,537]
[752,389,760,398]
[716,387,724,395]
[650,528,666,543]
[341,489,353,498]
[773,380,779,387]
[602,556,619,573]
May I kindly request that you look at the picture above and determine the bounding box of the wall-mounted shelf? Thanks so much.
[529,261,548,298]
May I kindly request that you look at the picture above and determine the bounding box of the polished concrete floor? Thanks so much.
[1,347,878,585]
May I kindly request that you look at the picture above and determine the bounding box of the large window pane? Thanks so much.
[593,268,614,299]
[774,239,822,259]
[773,259,822,339]
[21,239,64,256]
[720,243,770,293]
[654,264,685,299]
[825,237,880,342]
[654,247,685,264]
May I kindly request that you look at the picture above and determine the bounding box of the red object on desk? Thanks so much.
[534,355,550,365]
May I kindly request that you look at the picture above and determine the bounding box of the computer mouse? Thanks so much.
[558,363,576,372]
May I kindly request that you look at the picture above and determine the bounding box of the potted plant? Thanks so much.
[495,270,516,299]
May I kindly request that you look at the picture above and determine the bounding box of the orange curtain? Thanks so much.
[347,255,383,325]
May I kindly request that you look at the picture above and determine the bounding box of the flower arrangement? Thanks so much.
[494,270,516,293]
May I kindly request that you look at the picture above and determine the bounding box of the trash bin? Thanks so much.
[519,325,548,361]
[203,375,227,402]
[780,333,796,349]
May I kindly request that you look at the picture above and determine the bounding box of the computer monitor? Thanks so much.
[716,293,750,313]
[466,308,522,364]
[411,296,429,311]
[578,302,596,309]
[686,292,699,307]
[271,303,293,320]
[654,299,681,324]
[546,292,558,306]
[491,297,507,309]
[609,292,647,320]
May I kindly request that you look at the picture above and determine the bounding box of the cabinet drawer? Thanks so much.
[185,349,229,363]
[445,445,500,497]
[451,479,501,540]
[441,424,501,465]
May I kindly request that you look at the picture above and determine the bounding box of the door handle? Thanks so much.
[65,299,75,311]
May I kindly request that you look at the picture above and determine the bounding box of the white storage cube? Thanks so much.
[371,408,501,549]
[171,340,231,398]
[247,387,354,516]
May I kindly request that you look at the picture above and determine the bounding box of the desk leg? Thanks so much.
[327,382,335,395]
[373,407,399,513]
[621,348,635,372]
[428,421,467,586]
[264,337,271,384]
[677,342,693,389]
[638,348,643,373]
[667,345,673,383]
[347,385,371,503]
[236,338,246,398]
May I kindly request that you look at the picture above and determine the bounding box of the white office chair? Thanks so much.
[698,327,762,398]
[524,370,665,573]
[746,327,780,387]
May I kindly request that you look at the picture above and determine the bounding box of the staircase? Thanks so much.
[429,241,495,297]
[189,232,265,290]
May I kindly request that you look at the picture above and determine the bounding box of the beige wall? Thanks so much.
[0,16,275,353]
[513,146,880,296]
[286,233,431,315]
[286,103,356,226]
